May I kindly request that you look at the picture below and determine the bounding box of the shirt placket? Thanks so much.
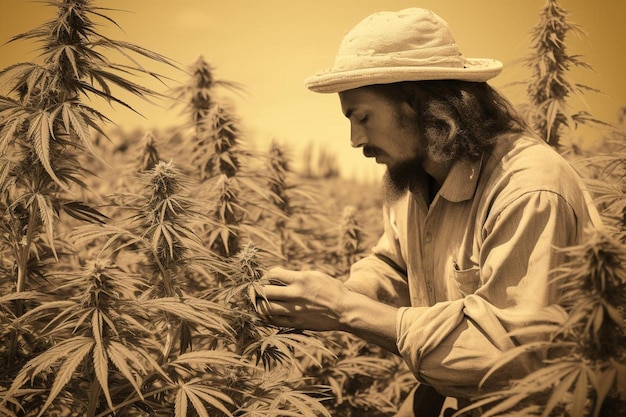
[415,192,438,306]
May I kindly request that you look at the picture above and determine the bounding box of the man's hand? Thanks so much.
[251,266,401,354]
[253,267,349,331]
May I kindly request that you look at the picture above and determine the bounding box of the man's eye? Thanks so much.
[358,115,368,123]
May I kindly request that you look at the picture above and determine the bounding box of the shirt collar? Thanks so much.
[438,154,484,203]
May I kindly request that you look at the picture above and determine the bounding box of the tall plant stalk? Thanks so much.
[0,0,175,386]
[522,0,608,150]
[266,141,292,258]
[172,56,242,142]
[338,205,363,273]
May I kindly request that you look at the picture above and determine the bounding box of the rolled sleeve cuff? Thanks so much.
[395,306,409,350]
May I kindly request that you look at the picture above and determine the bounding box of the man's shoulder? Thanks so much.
[482,133,588,203]
[489,133,579,182]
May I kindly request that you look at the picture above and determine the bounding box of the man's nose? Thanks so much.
[350,125,367,148]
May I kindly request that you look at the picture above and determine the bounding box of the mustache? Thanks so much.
[363,146,383,158]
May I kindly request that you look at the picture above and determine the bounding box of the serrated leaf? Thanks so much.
[0,109,27,153]
[592,366,617,417]
[62,45,80,78]
[92,321,112,410]
[18,300,79,333]
[478,392,530,417]
[184,384,234,417]
[140,297,233,335]
[65,102,91,147]
[542,367,580,417]
[61,201,109,224]
[187,389,210,417]
[28,110,65,189]
[107,340,145,398]
[174,385,188,417]
[171,350,246,368]
[271,389,331,417]
[34,193,58,259]
[36,340,94,417]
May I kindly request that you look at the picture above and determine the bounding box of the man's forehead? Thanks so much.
[339,86,395,116]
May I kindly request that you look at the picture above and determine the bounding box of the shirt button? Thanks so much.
[425,232,432,243]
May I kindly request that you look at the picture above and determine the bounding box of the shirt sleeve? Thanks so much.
[396,190,582,399]
[344,204,411,307]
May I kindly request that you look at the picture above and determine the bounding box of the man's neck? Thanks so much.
[423,160,453,195]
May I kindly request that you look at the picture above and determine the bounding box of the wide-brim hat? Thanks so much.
[305,8,502,93]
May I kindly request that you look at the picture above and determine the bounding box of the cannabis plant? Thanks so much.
[262,140,337,267]
[171,55,243,138]
[170,56,244,182]
[337,205,363,273]
[169,59,279,263]
[574,131,626,235]
[1,159,238,415]
[205,243,335,415]
[521,0,609,150]
[0,0,174,410]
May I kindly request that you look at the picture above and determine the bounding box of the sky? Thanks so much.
[1,0,625,180]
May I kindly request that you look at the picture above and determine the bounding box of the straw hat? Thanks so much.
[305,8,502,93]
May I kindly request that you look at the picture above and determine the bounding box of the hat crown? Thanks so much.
[334,8,463,70]
[304,7,502,93]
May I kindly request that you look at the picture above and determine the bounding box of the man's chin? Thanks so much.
[381,159,423,204]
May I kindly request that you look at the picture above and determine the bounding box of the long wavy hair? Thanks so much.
[372,80,528,162]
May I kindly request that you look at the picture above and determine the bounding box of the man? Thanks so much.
[255,8,602,416]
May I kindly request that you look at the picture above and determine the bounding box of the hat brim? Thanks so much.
[305,58,503,93]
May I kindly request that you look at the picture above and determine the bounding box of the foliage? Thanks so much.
[261,141,343,273]
[0,0,174,407]
[7,1,624,416]
[521,0,610,150]
[301,332,415,417]
[459,1,626,415]
[572,132,626,235]
[0,2,408,416]
[0,1,338,416]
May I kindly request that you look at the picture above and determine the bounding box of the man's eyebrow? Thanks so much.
[344,108,353,119]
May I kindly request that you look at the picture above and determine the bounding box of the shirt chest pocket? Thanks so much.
[451,264,481,297]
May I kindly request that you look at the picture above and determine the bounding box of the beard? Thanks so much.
[381,156,424,205]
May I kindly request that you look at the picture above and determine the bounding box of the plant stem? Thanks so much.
[7,202,39,372]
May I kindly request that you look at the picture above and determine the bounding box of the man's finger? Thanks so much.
[256,298,298,317]
[264,267,299,284]
[258,276,301,301]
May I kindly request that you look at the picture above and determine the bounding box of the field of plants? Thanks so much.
[0,1,624,416]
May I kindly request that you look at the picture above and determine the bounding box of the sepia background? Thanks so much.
[1,0,624,180]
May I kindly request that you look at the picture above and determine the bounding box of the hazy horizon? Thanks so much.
[1,0,624,180]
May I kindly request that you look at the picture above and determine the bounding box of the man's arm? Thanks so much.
[259,267,401,354]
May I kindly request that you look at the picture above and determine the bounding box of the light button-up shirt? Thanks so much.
[345,133,602,399]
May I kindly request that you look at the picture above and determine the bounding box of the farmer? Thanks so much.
[255,8,601,416]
